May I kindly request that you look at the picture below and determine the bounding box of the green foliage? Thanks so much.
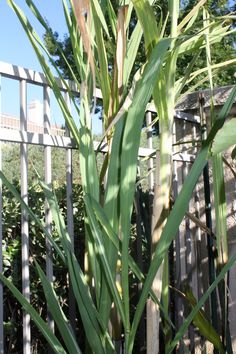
[2,180,85,352]
[183,284,225,353]
[4,0,236,353]
[177,0,236,89]
[2,143,70,184]
[44,0,235,89]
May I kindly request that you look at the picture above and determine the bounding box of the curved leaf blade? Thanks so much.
[211,118,236,155]
[0,274,67,354]
[35,261,82,354]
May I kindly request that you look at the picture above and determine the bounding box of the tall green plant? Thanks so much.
[2,0,236,353]
[203,7,229,349]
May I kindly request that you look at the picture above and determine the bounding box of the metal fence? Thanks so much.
[0,61,219,353]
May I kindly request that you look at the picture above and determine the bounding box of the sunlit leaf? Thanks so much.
[211,118,236,155]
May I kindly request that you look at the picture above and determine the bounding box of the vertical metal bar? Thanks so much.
[65,92,76,330]
[20,79,31,354]
[65,92,74,246]
[192,124,202,299]
[192,124,201,242]
[183,121,191,281]
[179,120,187,294]
[199,93,219,351]
[182,122,194,352]
[0,74,4,354]
[43,85,54,333]
[66,142,74,248]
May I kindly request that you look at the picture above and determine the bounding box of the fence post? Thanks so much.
[43,85,54,333]
[0,73,4,354]
[199,93,219,353]
[192,123,203,296]
[20,79,31,354]
[65,92,76,331]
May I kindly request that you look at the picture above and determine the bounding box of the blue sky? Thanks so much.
[0,1,102,133]
[0,1,67,71]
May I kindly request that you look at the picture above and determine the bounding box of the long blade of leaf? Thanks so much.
[128,84,236,352]
[26,0,81,88]
[62,0,86,80]
[0,274,67,354]
[132,0,159,55]
[40,180,113,351]
[168,250,236,352]
[84,195,126,326]
[35,261,82,354]
[91,0,111,116]
[204,9,228,345]
[211,118,236,155]
[86,194,175,329]
[119,37,172,332]
[123,0,156,86]
[177,0,206,33]
[0,171,65,262]
[68,252,114,353]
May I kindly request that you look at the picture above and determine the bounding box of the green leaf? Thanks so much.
[106,0,117,39]
[128,84,236,353]
[40,181,72,253]
[184,286,225,353]
[41,181,113,353]
[62,0,86,80]
[132,0,159,55]
[92,0,110,37]
[0,274,67,354]
[79,98,99,200]
[86,194,175,329]
[231,145,236,159]
[84,195,126,327]
[211,118,236,155]
[25,0,81,87]
[168,248,236,353]
[119,37,172,332]
[99,117,126,327]
[0,171,65,262]
[67,252,114,353]
[35,261,82,354]
[91,0,111,115]
[177,0,206,33]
